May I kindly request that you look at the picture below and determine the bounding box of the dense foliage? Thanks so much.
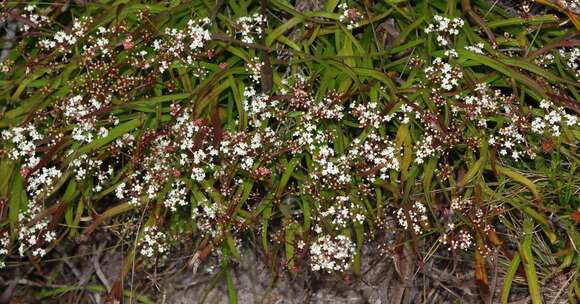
[0,0,579,302]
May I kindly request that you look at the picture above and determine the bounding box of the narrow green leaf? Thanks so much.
[285,221,297,269]
[496,166,542,205]
[77,117,143,155]
[520,219,542,304]
[9,173,25,235]
[266,16,304,47]
[225,264,237,304]
[276,157,300,197]
[501,253,521,304]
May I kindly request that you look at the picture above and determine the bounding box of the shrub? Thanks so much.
[0,0,579,302]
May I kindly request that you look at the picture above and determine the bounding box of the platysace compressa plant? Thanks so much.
[0,1,579,302]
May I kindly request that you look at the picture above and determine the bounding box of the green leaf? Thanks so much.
[395,124,412,182]
[422,158,437,203]
[62,180,78,228]
[458,51,547,97]
[0,159,14,197]
[353,222,364,275]
[500,253,520,304]
[459,142,488,188]
[9,173,25,235]
[519,219,542,304]
[496,166,542,206]
[276,157,300,198]
[285,221,297,269]
[225,232,240,259]
[301,197,311,231]
[266,16,304,47]
[77,117,143,155]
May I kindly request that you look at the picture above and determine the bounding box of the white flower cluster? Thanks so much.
[246,57,263,83]
[0,59,13,73]
[164,180,189,211]
[153,18,211,73]
[289,88,347,155]
[441,228,473,251]
[113,133,136,150]
[450,197,470,211]
[142,138,175,199]
[464,43,485,54]
[69,153,112,192]
[26,167,62,203]
[444,49,458,58]
[172,108,202,150]
[424,57,463,91]
[396,202,428,234]
[18,214,56,257]
[439,196,495,251]
[455,83,504,126]
[172,111,217,182]
[350,101,392,128]
[71,121,101,143]
[398,103,417,124]
[292,119,329,152]
[115,181,128,200]
[414,135,437,164]
[284,83,403,189]
[18,215,56,257]
[318,196,364,229]
[74,25,116,59]
[38,17,91,51]
[534,53,554,67]
[302,125,401,189]
[193,199,221,238]
[18,5,51,32]
[287,80,314,109]
[110,109,214,209]
[0,233,9,268]
[309,234,355,273]
[531,99,578,137]
[235,13,266,44]
[186,18,212,50]
[139,226,169,258]
[220,128,280,171]
[116,171,150,206]
[558,47,580,78]
[153,18,212,72]
[425,15,464,46]
[312,93,345,120]
[313,145,352,187]
[63,95,111,144]
[560,0,580,12]
[17,205,56,258]
[489,123,533,161]
[1,126,63,260]
[349,132,400,182]
[284,83,338,153]
[243,87,279,127]
[69,154,100,180]
[63,95,104,121]
[2,124,43,169]
[72,16,92,38]
[338,3,363,30]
